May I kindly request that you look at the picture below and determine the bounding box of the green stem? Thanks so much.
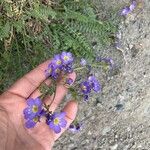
[40,80,57,110]
[48,90,56,108]
[74,62,104,71]
[74,66,86,71]
[40,92,48,100]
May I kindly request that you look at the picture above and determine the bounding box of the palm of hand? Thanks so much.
[0,60,77,150]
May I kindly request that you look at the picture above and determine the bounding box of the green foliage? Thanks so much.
[0,0,117,92]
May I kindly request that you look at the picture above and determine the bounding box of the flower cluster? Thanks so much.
[23,51,113,134]
[23,98,42,128]
[121,1,137,16]
[45,52,74,80]
[23,98,67,133]
[80,75,101,101]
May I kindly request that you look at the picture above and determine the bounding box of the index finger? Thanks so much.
[8,60,50,99]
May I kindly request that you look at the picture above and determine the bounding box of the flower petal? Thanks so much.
[23,108,33,119]
[49,121,55,129]
[80,58,87,66]
[24,107,37,119]
[59,112,66,118]
[34,98,42,106]
[121,6,131,16]
[80,81,91,94]
[61,52,74,65]
[26,98,34,106]
[52,54,62,68]
[52,112,59,119]
[88,76,101,93]
[60,119,67,128]
[25,120,36,128]
[130,1,137,11]
[53,125,61,133]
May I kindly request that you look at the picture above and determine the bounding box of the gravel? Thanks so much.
[54,0,150,149]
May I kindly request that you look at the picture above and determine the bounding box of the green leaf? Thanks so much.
[27,5,57,21]
[0,22,11,39]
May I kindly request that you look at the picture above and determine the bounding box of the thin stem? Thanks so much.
[48,91,56,108]
[40,92,48,100]
[43,103,52,114]
[74,66,86,71]
[74,62,104,71]
[47,79,57,108]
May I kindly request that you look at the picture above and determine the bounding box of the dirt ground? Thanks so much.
[54,0,150,149]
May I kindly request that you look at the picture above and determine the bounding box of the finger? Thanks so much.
[44,72,76,112]
[8,60,50,99]
[54,100,78,140]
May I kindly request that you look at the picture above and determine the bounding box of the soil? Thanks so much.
[54,0,150,149]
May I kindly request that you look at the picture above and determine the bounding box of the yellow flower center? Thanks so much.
[81,85,87,91]
[64,56,69,61]
[33,116,39,123]
[54,118,60,125]
[56,60,61,65]
[32,105,38,113]
[48,68,52,74]
[55,68,60,73]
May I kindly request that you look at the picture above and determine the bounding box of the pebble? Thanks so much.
[110,143,118,150]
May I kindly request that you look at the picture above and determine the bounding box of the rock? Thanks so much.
[110,143,118,150]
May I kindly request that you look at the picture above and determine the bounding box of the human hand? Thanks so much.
[0,60,78,150]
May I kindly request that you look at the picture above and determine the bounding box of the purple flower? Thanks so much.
[115,42,122,50]
[80,81,91,94]
[87,65,92,73]
[39,109,47,117]
[69,123,82,133]
[61,52,74,65]
[62,65,73,74]
[121,6,131,16]
[53,67,61,74]
[45,64,54,77]
[76,123,82,131]
[25,116,39,128]
[66,67,73,73]
[130,1,137,11]
[69,124,76,132]
[46,113,53,125]
[52,54,62,68]
[88,76,101,93]
[45,52,74,79]
[65,78,74,86]
[121,1,137,16]
[80,58,87,66]
[45,64,61,79]
[45,55,62,79]
[84,95,89,101]
[102,58,114,69]
[50,67,61,79]
[23,97,42,120]
[48,112,67,133]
